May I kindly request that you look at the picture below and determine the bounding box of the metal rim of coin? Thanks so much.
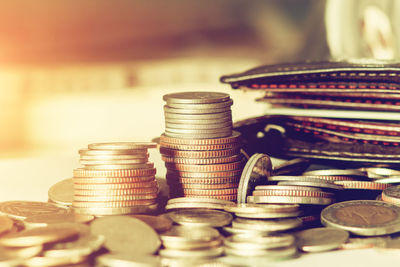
[167,197,234,206]
[87,142,157,150]
[96,253,161,267]
[72,199,157,208]
[159,246,224,258]
[79,153,149,160]
[164,126,232,134]
[0,201,69,221]
[160,225,221,248]
[164,117,233,125]
[164,132,232,139]
[73,168,157,178]
[333,180,391,190]
[160,142,240,151]
[360,167,400,178]
[73,194,158,202]
[174,194,237,201]
[80,158,149,165]
[90,216,161,255]
[277,180,344,190]
[268,175,355,182]
[166,170,242,178]
[48,178,74,207]
[164,111,232,120]
[129,214,173,233]
[73,176,156,184]
[164,106,231,115]
[168,182,239,190]
[160,148,241,159]
[248,195,335,205]
[165,161,244,172]
[73,180,158,190]
[166,175,240,185]
[232,217,303,232]
[254,185,323,192]
[234,210,302,219]
[82,163,154,170]
[224,234,295,250]
[224,245,297,258]
[165,121,232,130]
[302,169,367,177]
[321,200,400,236]
[162,155,242,165]
[73,189,159,196]
[160,131,241,145]
[23,213,94,228]
[22,255,88,267]
[73,204,158,216]
[79,148,148,156]
[295,227,349,252]
[165,202,228,211]
[237,153,272,203]
[376,177,400,184]
[178,188,238,196]
[252,189,334,198]
[165,98,233,109]
[167,209,233,228]
[163,91,231,104]
[224,203,300,214]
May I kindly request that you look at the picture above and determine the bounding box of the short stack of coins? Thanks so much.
[72,142,159,216]
[160,92,244,201]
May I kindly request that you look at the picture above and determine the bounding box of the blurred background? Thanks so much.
[1,0,398,158]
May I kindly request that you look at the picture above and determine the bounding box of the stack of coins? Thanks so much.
[72,142,159,216]
[160,92,244,201]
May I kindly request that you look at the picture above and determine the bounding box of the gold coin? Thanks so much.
[165,161,244,172]
[73,193,158,202]
[159,246,224,258]
[48,178,74,207]
[166,169,242,178]
[160,147,240,158]
[164,131,232,139]
[73,189,158,196]
[83,162,154,170]
[73,176,155,184]
[0,216,14,235]
[80,153,149,160]
[129,214,173,233]
[72,199,157,208]
[90,216,161,254]
[73,181,158,190]
[73,168,157,178]
[0,201,69,221]
[24,213,94,228]
[160,225,221,249]
[295,227,349,252]
[162,154,242,165]
[167,209,232,227]
[79,148,148,155]
[232,217,302,232]
[160,142,240,151]
[0,223,80,247]
[23,255,88,267]
[96,253,161,267]
[88,142,157,150]
[160,131,241,145]
[73,204,158,216]
[80,158,149,165]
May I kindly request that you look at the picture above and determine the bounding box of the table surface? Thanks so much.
[2,154,400,266]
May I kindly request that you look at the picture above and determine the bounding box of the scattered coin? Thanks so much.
[321,200,400,236]
[129,214,173,233]
[295,227,349,252]
[277,179,344,191]
[237,153,272,203]
[0,201,69,221]
[90,216,161,255]
[167,209,233,228]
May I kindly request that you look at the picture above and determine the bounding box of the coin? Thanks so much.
[0,223,80,247]
[224,234,295,250]
[73,168,157,177]
[160,147,240,158]
[165,161,243,172]
[166,170,242,178]
[334,180,391,190]
[73,180,158,190]
[88,142,157,150]
[165,122,232,130]
[272,158,310,176]
[165,127,232,134]
[90,216,160,254]
[232,217,302,232]
[73,189,158,196]
[129,214,173,233]
[180,194,237,201]
[254,185,322,192]
[80,153,149,160]
[79,148,148,155]
[96,253,161,267]
[0,245,42,261]
[72,199,156,208]
[181,188,238,196]
[167,209,233,227]
[268,175,355,182]
[170,182,239,190]
[164,131,232,139]
[165,99,233,109]
[162,155,242,165]
[295,227,349,252]
[164,111,232,120]
[160,225,221,244]
[0,201,69,221]
[73,176,155,184]
[83,163,154,170]
[277,180,344,190]
[166,197,234,210]
[382,185,400,205]
[0,216,14,236]
[159,246,224,258]
[164,117,233,125]
[73,204,158,216]
[48,178,74,207]
[24,213,94,228]
[237,153,272,203]
[44,234,105,258]
[166,176,241,185]
[163,92,230,104]
[224,203,300,214]
[321,200,400,236]
[234,211,301,219]
[224,245,297,258]
[73,194,158,202]
[252,189,334,198]
[248,195,334,205]
[164,105,232,114]
[160,142,239,151]
[23,255,88,267]
[80,158,149,165]
[303,169,367,177]
[160,131,241,145]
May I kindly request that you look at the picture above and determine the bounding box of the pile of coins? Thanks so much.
[160,92,244,201]
[72,142,159,216]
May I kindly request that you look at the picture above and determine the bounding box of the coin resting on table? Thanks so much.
[4,64,400,267]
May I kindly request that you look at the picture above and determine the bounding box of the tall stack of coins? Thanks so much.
[160,92,244,201]
[72,142,159,216]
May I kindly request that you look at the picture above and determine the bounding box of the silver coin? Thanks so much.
[79,148,148,156]
[159,246,224,258]
[163,92,230,104]
[164,131,232,139]
[224,245,297,258]
[167,209,233,228]
[277,180,344,190]
[237,153,272,203]
[376,177,400,184]
[165,127,232,134]
[254,185,322,192]
[295,227,349,252]
[165,100,233,110]
[165,121,232,130]
[164,106,231,115]
[382,185,400,204]
[321,200,400,236]
[96,253,161,267]
[232,217,302,232]
[165,117,233,125]
[303,169,367,177]
[87,142,157,150]
[272,158,310,176]
[224,234,295,250]
[248,195,335,205]
[234,210,302,219]
[164,111,231,120]
[224,203,300,214]
[80,158,149,165]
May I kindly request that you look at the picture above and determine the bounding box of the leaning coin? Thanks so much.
[0,201,68,221]
[381,185,400,205]
[295,227,349,252]
[88,142,157,150]
[90,216,160,255]
[96,253,160,267]
[48,178,74,207]
[237,153,272,203]
[232,217,302,232]
[167,209,232,228]
[163,92,230,104]
[272,158,310,176]
[321,200,400,236]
